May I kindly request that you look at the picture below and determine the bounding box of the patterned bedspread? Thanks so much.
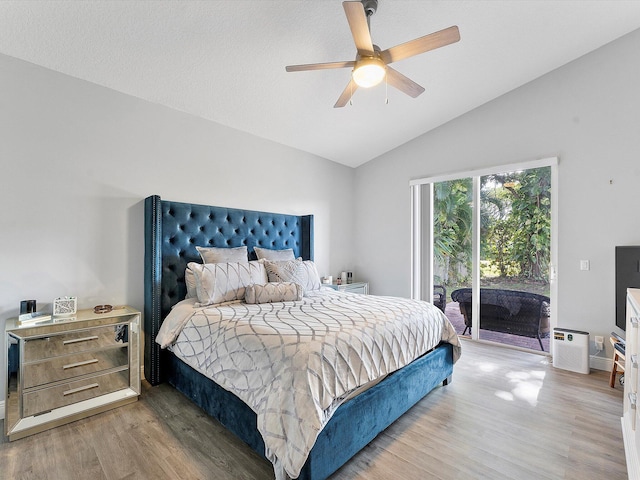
[157,288,461,480]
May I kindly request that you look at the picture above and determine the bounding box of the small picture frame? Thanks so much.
[53,296,77,316]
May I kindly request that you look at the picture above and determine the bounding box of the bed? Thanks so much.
[143,195,460,480]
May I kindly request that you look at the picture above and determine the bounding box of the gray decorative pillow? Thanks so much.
[253,246,295,261]
[196,245,248,264]
[263,259,322,293]
[190,261,268,306]
[245,282,303,304]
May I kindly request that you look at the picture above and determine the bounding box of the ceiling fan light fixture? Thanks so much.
[352,56,386,88]
[285,2,460,107]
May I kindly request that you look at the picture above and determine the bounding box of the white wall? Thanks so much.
[354,28,640,360]
[0,53,355,400]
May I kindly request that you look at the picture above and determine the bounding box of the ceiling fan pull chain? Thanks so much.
[385,75,389,104]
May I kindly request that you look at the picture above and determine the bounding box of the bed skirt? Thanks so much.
[165,342,454,480]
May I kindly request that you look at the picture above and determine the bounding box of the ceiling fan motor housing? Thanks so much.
[362,0,378,17]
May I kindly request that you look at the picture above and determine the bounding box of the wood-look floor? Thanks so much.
[1,340,627,480]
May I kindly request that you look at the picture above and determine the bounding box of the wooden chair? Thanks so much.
[609,335,626,388]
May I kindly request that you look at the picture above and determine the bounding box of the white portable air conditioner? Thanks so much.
[552,328,590,374]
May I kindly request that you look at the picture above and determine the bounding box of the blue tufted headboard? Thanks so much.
[143,195,314,385]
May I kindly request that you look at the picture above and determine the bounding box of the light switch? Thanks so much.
[580,260,590,271]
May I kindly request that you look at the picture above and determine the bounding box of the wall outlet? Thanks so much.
[580,260,590,271]
[595,335,604,351]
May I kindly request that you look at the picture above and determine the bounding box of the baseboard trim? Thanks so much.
[590,355,611,372]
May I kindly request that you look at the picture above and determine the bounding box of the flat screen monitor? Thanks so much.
[615,246,640,331]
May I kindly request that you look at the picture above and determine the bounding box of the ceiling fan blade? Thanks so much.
[385,67,425,98]
[334,78,358,108]
[286,61,355,72]
[343,1,374,56]
[380,25,460,64]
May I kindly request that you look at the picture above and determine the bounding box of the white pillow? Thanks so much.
[185,267,198,299]
[185,246,248,299]
[196,245,248,264]
[263,259,322,293]
[190,261,268,306]
[245,282,303,304]
[253,246,295,261]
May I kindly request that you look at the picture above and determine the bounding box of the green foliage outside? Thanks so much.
[433,178,473,286]
[433,167,551,298]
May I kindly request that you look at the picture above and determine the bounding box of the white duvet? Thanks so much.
[157,288,461,480]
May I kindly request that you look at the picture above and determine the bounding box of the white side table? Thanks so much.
[325,281,369,295]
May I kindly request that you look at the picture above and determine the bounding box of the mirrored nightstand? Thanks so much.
[5,306,140,441]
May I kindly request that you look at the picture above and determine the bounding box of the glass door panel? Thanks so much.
[478,167,551,351]
[432,178,473,337]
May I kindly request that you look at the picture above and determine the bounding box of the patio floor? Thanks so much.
[444,301,551,352]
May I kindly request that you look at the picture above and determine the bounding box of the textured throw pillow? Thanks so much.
[196,245,248,264]
[185,266,198,299]
[263,259,322,293]
[245,282,303,304]
[253,246,296,261]
[190,261,268,306]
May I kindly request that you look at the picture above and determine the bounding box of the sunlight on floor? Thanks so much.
[494,369,546,406]
[477,362,499,373]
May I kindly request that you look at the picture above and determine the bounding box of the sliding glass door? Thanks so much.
[412,158,556,353]
[476,167,552,350]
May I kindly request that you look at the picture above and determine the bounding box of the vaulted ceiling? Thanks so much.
[2,1,640,167]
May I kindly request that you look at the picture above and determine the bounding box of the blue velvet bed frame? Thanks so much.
[143,195,454,480]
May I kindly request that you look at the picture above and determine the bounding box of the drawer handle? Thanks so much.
[63,358,98,370]
[63,383,99,396]
[63,335,99,345]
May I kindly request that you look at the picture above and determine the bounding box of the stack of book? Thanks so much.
[18,311,52,326]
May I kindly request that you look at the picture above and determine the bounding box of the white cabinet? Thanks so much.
[623,288,640,479]
[5,306,140,441]
[325,281,369,295]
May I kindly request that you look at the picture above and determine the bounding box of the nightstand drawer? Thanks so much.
[24,325,127,362]
[23,369,129,417]
[23,347,128,389]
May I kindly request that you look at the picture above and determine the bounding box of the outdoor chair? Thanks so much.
[433,285,446,312]
[450,288,550,351]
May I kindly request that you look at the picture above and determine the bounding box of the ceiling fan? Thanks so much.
[285,0,460,108]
